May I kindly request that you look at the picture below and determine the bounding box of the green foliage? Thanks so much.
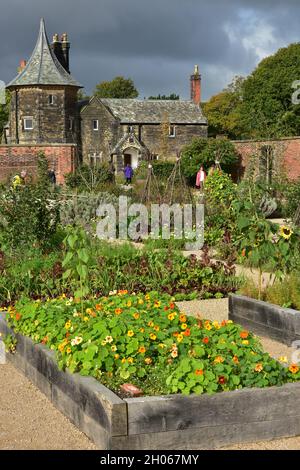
[203,76,245,138]
[282,178,300,219]
[240,43,300,138]
[65,163,114,192]
[94,76,138,99]
[181,138,239,184]
[148,94,179,100]
[0,153,60,250]
[0,91,10,140]
[7,293,300,396]
[152,160,175,179]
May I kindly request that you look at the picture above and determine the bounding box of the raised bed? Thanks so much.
[1,312,300,449]
[229,294,300,346]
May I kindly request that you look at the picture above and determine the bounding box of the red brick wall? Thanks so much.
[0,144,77,184]
[233,137,300,181]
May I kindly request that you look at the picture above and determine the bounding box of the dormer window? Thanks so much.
[169,125,176,137]
[23,117,33,130]
[93,120,99,131]
[49,94,54,105]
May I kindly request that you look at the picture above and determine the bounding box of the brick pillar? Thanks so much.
[190,65,201,106]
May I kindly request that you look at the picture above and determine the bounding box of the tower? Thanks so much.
[7,18,82,145]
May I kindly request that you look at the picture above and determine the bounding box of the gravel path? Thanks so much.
[0,298,299,450]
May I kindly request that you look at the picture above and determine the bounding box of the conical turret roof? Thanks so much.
[7,18,82,88]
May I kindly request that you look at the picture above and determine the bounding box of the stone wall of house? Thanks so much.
[9,86,78,145]
[233,137,300,181]
[0,144,76,184]
[80,100,121,164]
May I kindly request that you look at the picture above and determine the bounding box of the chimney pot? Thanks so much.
[18,59,27,73]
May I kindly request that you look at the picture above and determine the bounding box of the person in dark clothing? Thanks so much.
[48,169,56,185]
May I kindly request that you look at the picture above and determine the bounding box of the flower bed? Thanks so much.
[4,291,300,397]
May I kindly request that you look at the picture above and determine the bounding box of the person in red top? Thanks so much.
[196,165,206,190]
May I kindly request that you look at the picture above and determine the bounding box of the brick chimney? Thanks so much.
[190,65,201,106]
[18,59,27,73]
[51,33,70,73]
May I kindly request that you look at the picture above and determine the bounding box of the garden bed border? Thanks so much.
[1,312,300,449]
[229,294,300,346]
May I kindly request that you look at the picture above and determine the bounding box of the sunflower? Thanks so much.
[279,225,293,240]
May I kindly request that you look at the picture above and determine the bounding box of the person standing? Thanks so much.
[48,168,56,185]
[196,165,206,190]
[124,163,133,185]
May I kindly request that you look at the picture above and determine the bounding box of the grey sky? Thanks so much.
[1,0,300,101]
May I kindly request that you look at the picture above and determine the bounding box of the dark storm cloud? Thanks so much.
[1,0,300,100]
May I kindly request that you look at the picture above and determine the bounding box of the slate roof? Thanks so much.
[100,99,207,124]
[7,18,82,89]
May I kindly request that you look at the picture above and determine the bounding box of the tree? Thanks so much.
[181,138,239,184]
[77,89,90,101]
[148,93,179,100]
[0,91,10,140]
[203,76,244,139]
[94,76,138,99]
[240,43,300,138]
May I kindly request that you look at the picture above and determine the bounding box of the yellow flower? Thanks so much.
[133,313,140,320]
[205,324,212,331]
[150,333,157,340]
[212,321,220,330]
[168,313,176,321]
[145,294,150,301]
[154,325,160,332]
[214,356,224,364]
[114,354,120,360]
[242,340,249,345]
[177,334,184,343]
[145,357,152,365]
[111,345,117,352]
[159,343,166,349]
[86,308,93,315]
[139,346,146,354]
[278,356,288,363]
[83,316,89,322]
[127,301,132,307]
[139,328,145,333]
[148,321,154,327]
[121,358,127,364]
[105,336,113,343]
[127,330,134,337]
[66,347,72,354]
[101,340,107,346]
[171,350,178,358]
[181,323,188,330]
[279,225,293,240]
[154,301,161,308]
[64,321,71,330]
[138,299,144,305]
[127,357,134,364]
[58,342,66,353]
[227,320,233,324]
[254,363,263,372]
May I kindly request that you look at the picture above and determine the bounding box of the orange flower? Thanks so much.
[184,328,191,337]
[95,304,102,311]
[115,308,122,315]
[241,248,246,257]
[171,350,178,358]
[214,356,224,364]
[233,355,239,364]
[139,328,145,333]
[15,313,21,321]
[254,363,263,372]
[164,306,169,311]
[133,313,140,320]
[148,321,154,327]
[173,332,179,337]
[114,354,120,360]
[289,364,299,374]
[221,320,227,327]
[240,331,249,339]
[195,369,203,376]
[139,346,146,354]
[41,336,48,345]
[179,314,187,323]
[65,331,70,338]
[154,325,160,332]
[202,337,209,344]
[169,302,175,309]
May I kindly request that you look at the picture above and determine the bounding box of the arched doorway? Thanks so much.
[123,146,140,169]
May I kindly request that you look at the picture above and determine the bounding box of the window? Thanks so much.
[93,120,99,131]
[169,125,176,137]
[49,95,54,105]
[23,117,33,130]
[89,152,102,167]
[69,117,74,131]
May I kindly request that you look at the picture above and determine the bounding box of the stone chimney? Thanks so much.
[190,65,201,106]
[51,32,70,73]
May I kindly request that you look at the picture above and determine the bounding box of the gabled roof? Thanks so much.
[7,18,82,89]
[100,99,207,124]
[111,131,146,154]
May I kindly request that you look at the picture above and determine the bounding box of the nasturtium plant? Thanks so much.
[5,292,300,396]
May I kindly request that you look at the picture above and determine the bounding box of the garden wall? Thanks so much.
[233,136,300,181]
[1,312,300,450]
[229,294,300,346]
[0,144,77,185]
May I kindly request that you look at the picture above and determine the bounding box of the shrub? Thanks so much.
[65,164,114,192]
[7,292,300,396]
